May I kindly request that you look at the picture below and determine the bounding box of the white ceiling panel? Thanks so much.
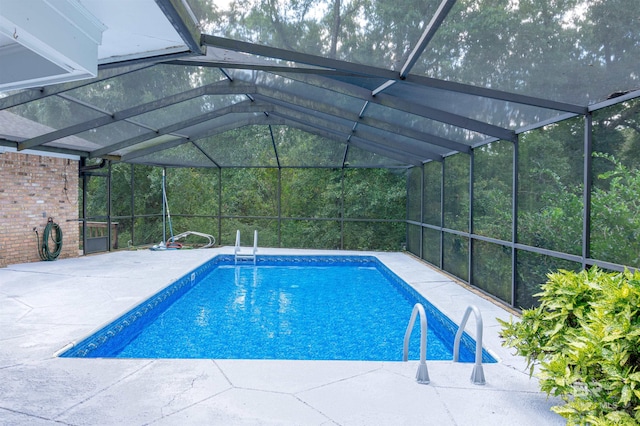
[80,0,189,64]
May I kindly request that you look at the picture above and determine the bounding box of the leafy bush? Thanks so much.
[591,153,640,268]
[499,267,640,425]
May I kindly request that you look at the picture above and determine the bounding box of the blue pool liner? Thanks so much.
[60,255,496,363]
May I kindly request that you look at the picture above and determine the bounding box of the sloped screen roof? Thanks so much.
[1,0,638,168]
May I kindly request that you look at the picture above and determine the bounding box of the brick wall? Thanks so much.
[0,151,79,268]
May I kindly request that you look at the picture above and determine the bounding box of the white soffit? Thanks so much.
[0,0,105,92]
[80,0,190,65]
[0,0,192,93]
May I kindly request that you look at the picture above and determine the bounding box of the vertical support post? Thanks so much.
[217,167,222,245]
[420,164,425,259]
[406,167,411,253]
[129,163,135,246]
[277,167,282,248]
[439,159,445,269]
[107,161,112,251]
[582,113,593,269]
[270,125,282,248]
[80,157,87,255]
[511,135,519,308]
[468,150,474,286]
[340,167,345,250]
[162,167,166,244]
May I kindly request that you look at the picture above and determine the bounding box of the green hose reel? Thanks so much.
[35,217,63,261]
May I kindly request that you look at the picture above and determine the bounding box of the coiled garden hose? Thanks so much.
[34,218,63,261]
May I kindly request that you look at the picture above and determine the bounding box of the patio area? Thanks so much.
[0,248,564,425]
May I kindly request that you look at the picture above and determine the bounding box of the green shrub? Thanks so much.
[499,267,640,425]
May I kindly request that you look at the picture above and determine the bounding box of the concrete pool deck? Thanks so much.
[0,248,565,425]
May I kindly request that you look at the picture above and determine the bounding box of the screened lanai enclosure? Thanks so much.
[1,0,639,310]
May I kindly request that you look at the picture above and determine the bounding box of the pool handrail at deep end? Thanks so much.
[453,305,486,385]
[403,303,430,384]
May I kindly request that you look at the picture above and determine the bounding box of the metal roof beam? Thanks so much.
[200,35,585,114]
[165,48,354,76]
[253,89,471,153]
[90,101,272,158]
[266,99,448,160]
[276,73,516,141]
[281,119,424,167]
[0,64,156,110]
[371,80,396,97]
[374,90,516,141]
[204,82,257,95]
[403,74,587,115]
[371,0,456,96]
[0,138,89,157]
[201,34,398,80]
[154,0,205,55]
[57,92,168,135]
[268,125,281,168]
[18,80,257,151]
[270,107,440,162]
[274,109,442,161]
[120,137,189,162]
[18,85,205,150]
[186,115,284,143]
[191,141,222,168]
[172,61,355,76]
[399,0,457,78]
[121,115,282,161]
[347,137,427,166]
[97,50,202,70]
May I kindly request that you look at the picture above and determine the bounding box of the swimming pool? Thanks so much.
[60,255,496,363]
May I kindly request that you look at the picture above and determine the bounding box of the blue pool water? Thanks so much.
[60,255,496,363]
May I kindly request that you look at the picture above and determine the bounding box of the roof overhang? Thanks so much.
[0,0,105,91]
[0,0,202,93]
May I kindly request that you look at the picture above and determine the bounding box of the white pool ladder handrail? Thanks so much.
[452,304,486,385]
[403,303,429,384]
[234,229,258,264]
